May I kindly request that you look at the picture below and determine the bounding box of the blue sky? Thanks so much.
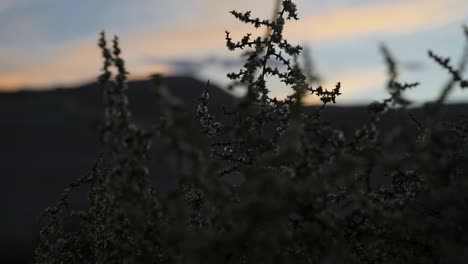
[0,0,467,105]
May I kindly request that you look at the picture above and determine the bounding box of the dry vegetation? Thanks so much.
[35,1,468,263]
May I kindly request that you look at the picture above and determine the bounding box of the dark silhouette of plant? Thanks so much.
[35,1,468,263]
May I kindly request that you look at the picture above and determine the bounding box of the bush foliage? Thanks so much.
[35,1,468,263]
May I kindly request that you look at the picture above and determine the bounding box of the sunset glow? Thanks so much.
[0,0,466,104]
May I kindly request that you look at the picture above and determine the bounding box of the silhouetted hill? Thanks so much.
[0,75,236,263]
[1,75,467,263]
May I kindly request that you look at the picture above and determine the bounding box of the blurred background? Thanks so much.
[1,0,468,263]
[0,0,467,103]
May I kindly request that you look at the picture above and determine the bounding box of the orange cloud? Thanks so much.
[302,68,387,105]
[284,0,467,42]
[0,0,466,91]
[0,37,175,91]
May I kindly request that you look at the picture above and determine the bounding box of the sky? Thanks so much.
[0,0,467,105]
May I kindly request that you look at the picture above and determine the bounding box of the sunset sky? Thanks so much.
[0,0,467,105]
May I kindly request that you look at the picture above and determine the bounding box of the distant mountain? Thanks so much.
[1,75,466,263]
[0,75,236,263]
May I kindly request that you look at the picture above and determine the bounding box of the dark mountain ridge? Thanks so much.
[1,75,467,263]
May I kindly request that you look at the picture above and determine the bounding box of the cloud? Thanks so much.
[143,54,286,77]
[284,0,468,43]
[0,1,19,12]
[0,37,174,91]
[0,0,466,92]
[302,68,386,105]
[0,18,248,90]
[193,0,467,44]
[0,0,37,13]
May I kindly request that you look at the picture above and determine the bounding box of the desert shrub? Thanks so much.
[35,1,468,263]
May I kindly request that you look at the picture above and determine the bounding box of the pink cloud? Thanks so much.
[0,38,174,91]
[0,0,466,91]
[302,68,387,105]
[284,0,468,43]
